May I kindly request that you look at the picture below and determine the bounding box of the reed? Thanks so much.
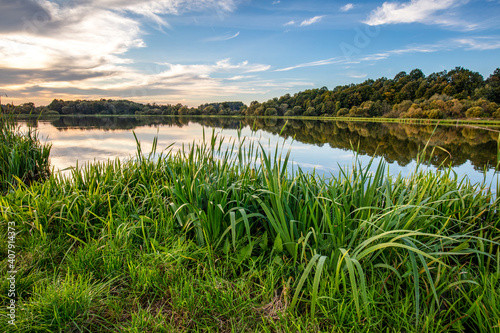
[0,113,51,193]
[0,128,498,332]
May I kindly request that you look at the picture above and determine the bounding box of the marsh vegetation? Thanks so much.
[1,120,499,331]
[0,114,51,193]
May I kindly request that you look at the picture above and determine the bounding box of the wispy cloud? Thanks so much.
[284,15,324,28]
[275,57,343,71]
[300,16,324,26]
[274,36,500,72]
[347,73,368,79]
[225,75,256,81]
[340,3,355,12]
[3,58,273,105]
[96,0,238,27]
[454,37,500,50]
[358,45,441,62]
[204,31,240,42]
[158,59,270,80]
[363,0,474,29]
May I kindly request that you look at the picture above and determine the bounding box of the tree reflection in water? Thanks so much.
[41,116,499,171]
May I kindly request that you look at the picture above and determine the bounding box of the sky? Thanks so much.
[1,0,499,107]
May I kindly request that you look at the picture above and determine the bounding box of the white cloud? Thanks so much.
[358,45,440,62]
[283,15,324,28]
[340,3,355,12]
[300,16,324,26]
[1,55,274,106]
[0,0,239,74]
[225,75,256,81]
[95,0,238,27]
[205,31,240,42]
[0,4,143,71]
[364,0,467,27]
[0,0,285,106]
[275,58,343,71]
[136,59,270,97]
[454,37,500,50]
[348,73,368,78]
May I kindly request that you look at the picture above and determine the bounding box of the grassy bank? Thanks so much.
[1,129,499,332]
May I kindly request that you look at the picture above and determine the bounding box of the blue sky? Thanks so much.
[1,0,499,106]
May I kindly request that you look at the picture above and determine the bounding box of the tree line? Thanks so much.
[244,67,500,119]
[2,100,247,117]
[3,66,500,119]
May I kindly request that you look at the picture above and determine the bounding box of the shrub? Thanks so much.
[425,108,444,119]
[465,106,484,118]
[406,106,425,118]
[492,107,500,119]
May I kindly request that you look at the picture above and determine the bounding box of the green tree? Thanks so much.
[265,108,277,116]
[279,103,289,116]
[292,106,303,116]
[202,105,216,115]
[337,108,349,116]
[255,106,265,116]
[409,68,424,81]
[48,99,65,113]
[303,106,316,116]
[485,68,500,103]
[448,67,484,99]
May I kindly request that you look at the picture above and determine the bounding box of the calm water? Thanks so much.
[20,116,499,187]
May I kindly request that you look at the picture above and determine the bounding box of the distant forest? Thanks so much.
[4,66,500,119]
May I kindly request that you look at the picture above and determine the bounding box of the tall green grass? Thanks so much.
[0,128,498,332]
[0,113,51,193]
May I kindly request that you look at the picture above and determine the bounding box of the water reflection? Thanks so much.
[250,118,499,171]
[29,116,499,172]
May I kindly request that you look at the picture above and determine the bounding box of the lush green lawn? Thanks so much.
[1,127,499,332]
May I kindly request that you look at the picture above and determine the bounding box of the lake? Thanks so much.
[19,116,499,188]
